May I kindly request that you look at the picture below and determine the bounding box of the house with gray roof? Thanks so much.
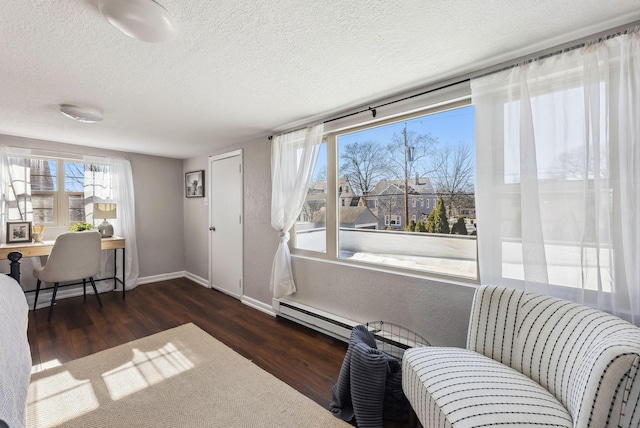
[367,176,437,230]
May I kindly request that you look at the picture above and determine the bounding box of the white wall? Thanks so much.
[184,135,475,347]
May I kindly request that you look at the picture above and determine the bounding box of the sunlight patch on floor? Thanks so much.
[31,359,62,374]
[27,371,99,428]
[27,342,195,427]
[102,342,195,401]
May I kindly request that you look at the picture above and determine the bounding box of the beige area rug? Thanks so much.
[27,323,351,428]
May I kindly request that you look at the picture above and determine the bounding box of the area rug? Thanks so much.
[27,323,350,428]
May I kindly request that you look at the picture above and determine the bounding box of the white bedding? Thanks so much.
[0,274,31,428]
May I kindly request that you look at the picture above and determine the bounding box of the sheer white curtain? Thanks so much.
[0,147,33,240]
[84,156,140,290]
[473,28,640,323]
[0,147,40,283]
[270,124,324,298]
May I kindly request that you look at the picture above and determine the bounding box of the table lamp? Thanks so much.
[94,203,117,238]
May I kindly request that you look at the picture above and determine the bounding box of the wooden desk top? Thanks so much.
[0,236,125,259]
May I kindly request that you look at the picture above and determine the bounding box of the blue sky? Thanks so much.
[315,105,476,182]
[340,105,475,149]
[314,104,476,181]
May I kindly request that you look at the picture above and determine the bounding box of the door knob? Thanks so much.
[209,226,216,231]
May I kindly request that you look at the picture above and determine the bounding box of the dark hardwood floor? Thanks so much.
[27,278,410,428]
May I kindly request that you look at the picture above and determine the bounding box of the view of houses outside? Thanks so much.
[295,105,478,278]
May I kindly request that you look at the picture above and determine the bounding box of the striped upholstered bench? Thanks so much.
[402,285,640,427]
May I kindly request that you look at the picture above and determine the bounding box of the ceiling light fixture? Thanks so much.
[59,104,104,123]
[98,0,178,43]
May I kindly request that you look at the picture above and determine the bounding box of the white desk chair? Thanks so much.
[33,231,103,321]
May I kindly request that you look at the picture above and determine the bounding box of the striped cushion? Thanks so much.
[466,284,524,366]
[465,285,640,427]
[514,291,640,427]
[403,346,572,427]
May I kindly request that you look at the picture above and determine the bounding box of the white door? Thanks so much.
[209,150,243,298]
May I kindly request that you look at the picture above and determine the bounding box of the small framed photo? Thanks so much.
[185,170,205,198]
[6,221,32,243]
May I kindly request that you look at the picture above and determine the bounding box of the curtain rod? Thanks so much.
[267,79,467,141]
[474,23,640,80]
[268,20,640,141]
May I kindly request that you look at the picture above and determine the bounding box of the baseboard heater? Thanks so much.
[273,300,428,359]
[273,299,359,342]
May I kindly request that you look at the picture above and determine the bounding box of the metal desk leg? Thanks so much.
[113,248,125,299]
[113,248,117,291]
[122,247,126,299]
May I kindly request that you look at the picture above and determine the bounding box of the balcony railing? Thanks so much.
[295,226,477,279]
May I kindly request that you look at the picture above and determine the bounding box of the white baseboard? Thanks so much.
[27,281,114,310]
[28,272,276,319]
[137,271,186,285]
[242,295,276,317]
[184,271,208,288]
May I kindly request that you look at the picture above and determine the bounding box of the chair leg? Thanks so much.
[89,277,103,308]
[34,279,42,311]
[48,282,59,322]
[83,278,87,302]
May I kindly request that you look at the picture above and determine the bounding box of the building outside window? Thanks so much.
[293,101,477,280]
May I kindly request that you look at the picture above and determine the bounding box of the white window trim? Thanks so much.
[291,97,478,283]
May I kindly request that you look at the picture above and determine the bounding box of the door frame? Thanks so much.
[208,149,243,297]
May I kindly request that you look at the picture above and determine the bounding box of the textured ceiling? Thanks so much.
[1,0,639,159]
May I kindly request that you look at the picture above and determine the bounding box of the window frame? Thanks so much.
[291,98,478,283]
[31,157,86,227]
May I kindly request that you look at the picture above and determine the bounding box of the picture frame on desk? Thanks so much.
[6,221,32,243]
[185,170,204,198]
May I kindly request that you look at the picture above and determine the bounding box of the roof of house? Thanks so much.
[371,177,436,197]
[314,206,378,225]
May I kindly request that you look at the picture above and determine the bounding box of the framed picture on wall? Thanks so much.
[6,221,32,243]
[185,170,205,198]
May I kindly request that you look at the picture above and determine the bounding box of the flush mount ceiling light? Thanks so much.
[98,0,178,43]
[59,104,103,123]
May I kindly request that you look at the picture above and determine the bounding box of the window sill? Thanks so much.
[290,252,479,288]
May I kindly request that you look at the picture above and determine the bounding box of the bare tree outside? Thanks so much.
[432,143,474,219]
[385,129,439,180]
[385,127,439,225]
[549,146,609,181]
[339,140,389,197]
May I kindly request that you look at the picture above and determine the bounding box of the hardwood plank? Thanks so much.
[27,278,410,427]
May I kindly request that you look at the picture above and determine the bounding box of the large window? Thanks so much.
[293,102,478,280]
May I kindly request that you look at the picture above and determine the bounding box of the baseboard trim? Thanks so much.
[28,272,273,317]
[184,272,209,288]
[27,281,114,310]
[242,295,276,317]
[137,271,186,285]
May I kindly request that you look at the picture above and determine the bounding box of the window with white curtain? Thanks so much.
[291,102,478,280]
[473,27,640,323]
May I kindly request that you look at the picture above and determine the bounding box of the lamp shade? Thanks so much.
[99,0,178,43]
[94,203,117,219]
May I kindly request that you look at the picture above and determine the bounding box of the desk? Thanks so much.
[0,236,126,298]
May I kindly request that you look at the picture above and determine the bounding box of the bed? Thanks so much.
[0,273,31,428]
